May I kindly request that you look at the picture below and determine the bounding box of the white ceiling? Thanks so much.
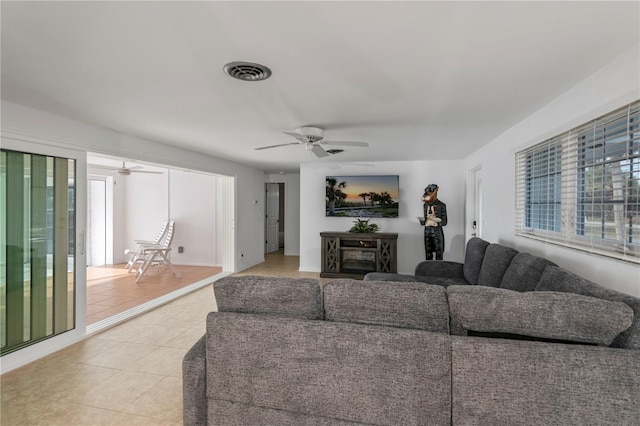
[2,1,638,173]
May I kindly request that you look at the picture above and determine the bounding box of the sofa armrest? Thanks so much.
[415,261,465,279]
[183,335,208,426]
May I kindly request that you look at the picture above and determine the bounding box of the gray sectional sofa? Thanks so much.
[183,240,640,425]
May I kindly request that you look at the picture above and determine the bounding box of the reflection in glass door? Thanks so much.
[1,149,76,355]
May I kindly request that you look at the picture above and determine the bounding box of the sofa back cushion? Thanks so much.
[324,279,450,333]
[536,266,640,349]
[206,312,452,426]
[477,244,519,287]
[447,285,633,346]
[462,237,490,285]
[213,275,323,320]
[500,253,557,292]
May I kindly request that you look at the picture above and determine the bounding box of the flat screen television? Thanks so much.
[326,175,399,218]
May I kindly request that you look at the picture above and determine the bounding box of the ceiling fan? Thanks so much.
[89,161,164,176]
[254,126,369,158]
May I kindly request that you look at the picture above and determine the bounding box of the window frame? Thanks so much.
[515,100,640,263]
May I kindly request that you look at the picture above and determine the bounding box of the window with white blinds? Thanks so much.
[516,100,640,263]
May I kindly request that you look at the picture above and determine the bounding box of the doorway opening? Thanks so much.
[265,182,285,254]
[85,154,233,330]
[466,165,484,242]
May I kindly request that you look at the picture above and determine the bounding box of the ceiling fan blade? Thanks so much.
[322,140,369,147]
[254,142,300,151]
[130,170,164,174]
[312,145,329,158]
[282,131,308,142]
[89,164,119,170]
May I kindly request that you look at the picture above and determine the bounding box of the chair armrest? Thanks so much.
[183,335,208,426]
[415,261,465,279]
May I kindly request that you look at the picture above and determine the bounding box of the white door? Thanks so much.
[1,137,87,373]
[87,178,107,266]
[265,183,279,253]
[466,166,483,241]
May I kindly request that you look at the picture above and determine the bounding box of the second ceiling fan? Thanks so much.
[254,126,369,158]
[90,161,164,176]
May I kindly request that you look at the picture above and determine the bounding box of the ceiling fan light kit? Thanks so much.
[255,126,369,158]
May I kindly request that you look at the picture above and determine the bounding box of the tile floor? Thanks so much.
[0,251,320,425]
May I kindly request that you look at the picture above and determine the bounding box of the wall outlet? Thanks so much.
[178,246,184,253]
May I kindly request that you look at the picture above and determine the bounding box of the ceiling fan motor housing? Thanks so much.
[296,126,324,143]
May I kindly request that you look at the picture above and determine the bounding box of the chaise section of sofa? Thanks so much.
[536,266,640,349]
[451,336,640,424]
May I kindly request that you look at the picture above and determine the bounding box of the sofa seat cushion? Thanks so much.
[213,275,323,320]
[447,285,633,346]
[536,266,640,349]
[500,252,557,292]
[324,279,450,333]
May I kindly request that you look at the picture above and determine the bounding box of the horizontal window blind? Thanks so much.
[516,100,640,263]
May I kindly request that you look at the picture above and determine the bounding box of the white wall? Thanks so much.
[122,169,169,263]
[2,100,267,272]
[299,161,465,274]
[169,169,217,266]
[463,45,640,297]
[267,173,301,256]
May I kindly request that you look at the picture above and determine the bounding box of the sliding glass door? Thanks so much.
[1,141,85,358]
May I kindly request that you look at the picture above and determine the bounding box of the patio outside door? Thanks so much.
[1,138,86,367]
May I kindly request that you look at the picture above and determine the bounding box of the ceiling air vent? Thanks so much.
[223,61,272,81]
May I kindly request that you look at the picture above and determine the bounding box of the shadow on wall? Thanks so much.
[449,234,466,263]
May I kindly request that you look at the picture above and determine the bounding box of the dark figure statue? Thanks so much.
[421,184,447,260]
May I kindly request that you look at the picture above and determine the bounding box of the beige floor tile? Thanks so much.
[127,346,185,376]
[12,363,119,402]
[93,321,153,342]
[126,307,181,326]
[45,338,121,364]
[163,325,206,349]
[122,377,182,422]
[108,412,180,425]
[161,309,210,328]
[0,396,61,425]
[33,401,118,426]
[84,341,160,370]
[70,370,164,411]
[125,324,189,346]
